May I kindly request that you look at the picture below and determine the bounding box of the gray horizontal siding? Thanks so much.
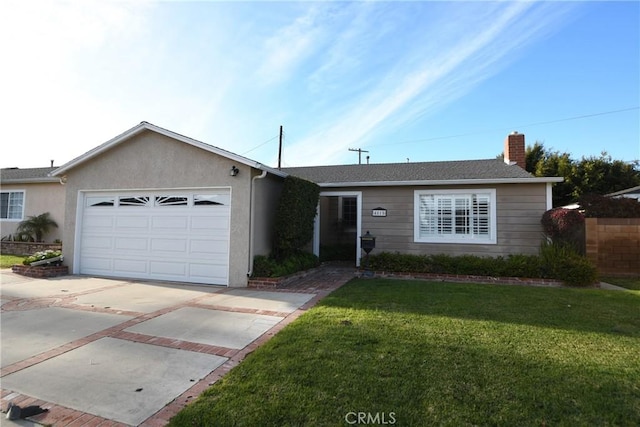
[343,184,549,257]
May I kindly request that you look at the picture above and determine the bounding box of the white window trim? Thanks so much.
[0,189,26,221]
[413,189,497,244]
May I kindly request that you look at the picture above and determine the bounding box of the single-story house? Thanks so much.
[284,132,562,262]
[0,166,65,242]
[43,123,560,287]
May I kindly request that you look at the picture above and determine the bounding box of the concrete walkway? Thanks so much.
[0,266,356,426]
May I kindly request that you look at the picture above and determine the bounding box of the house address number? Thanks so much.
[372,207,387,217]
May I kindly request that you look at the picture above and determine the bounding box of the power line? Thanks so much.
[369,106,640,148]
[241,135,279,156]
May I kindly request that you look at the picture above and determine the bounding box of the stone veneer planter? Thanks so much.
[0,241,62,256]
[12,264,69,278]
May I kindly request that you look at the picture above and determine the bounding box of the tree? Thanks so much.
[16,212,58,242]
[525,143,640,207]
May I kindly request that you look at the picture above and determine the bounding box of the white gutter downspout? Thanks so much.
[247,170,268,277]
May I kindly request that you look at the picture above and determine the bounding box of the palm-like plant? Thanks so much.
[16,212,59,242]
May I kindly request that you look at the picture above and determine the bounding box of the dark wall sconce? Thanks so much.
[230,166,239,177]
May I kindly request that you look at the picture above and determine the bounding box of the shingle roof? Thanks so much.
[282,159,549,185]
[1,167,58,183]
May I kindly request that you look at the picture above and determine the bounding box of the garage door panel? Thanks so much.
[152,216,189,230]
[151,238,187,252]
[150,260,187,276]
[191,214,229,231]
[83,216,114,229]
[189,239,228,255]
[81,257,112,272]
[115,237,148,251]
[80,190,231,285]
[82,236,113,250]
[116,216,149,230]
[189,263,227,282]
[113,259,148,274]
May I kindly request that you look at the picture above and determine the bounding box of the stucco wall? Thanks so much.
[251,172,285,257]
[60,130,263,287]
[1,182,65,243]
[321,183,548,259]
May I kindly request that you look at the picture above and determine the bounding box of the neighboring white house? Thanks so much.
[606,185,640,201]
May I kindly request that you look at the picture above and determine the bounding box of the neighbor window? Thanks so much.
[414,189,496,244]
[0,191,24,220]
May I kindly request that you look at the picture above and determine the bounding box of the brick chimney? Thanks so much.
[504,131,525,169]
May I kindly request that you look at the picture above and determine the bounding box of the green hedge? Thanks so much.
[367,243,598,287]
[272,176,320,260]
[252,252,319,278]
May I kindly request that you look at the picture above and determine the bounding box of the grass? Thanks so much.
[0,254,25,269]
[602,276,640,291]
[170,279,640,427]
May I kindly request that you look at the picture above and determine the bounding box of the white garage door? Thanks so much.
[78,189,231,285]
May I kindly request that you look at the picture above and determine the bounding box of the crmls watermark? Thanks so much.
[344,412,396,425]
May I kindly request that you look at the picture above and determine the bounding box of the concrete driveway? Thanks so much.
[0,269,349,426]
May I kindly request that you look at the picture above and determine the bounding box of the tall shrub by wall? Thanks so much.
[272,176,320,260]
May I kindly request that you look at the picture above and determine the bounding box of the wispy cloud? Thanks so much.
[281,2,575,166]
[0,0,153,165]
[255,5,328,86]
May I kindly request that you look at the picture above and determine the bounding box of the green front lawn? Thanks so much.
[0,254,25,269]
[170,279,640,426]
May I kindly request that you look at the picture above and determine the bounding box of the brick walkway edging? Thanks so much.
[1,267,355,426]
[140,288,339,426]
[1,266,586,425]
[371,270,565,287]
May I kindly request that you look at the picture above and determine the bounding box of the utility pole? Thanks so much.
[348,148,369,165]
[278,125,283,170]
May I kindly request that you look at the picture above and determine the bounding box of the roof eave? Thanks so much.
[315,177,564,187]
[1,177,60,184]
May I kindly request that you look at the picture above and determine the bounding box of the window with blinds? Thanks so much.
[0,191,24,220]
[414,189,496,244]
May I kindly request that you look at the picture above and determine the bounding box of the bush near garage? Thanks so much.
[252,252,319,278]
[272,176,320,260]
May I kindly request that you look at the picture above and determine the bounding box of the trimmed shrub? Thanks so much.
[272,177,320,260]
[538,241,598,286]
[252,252,319,278]
[367,248,598,287]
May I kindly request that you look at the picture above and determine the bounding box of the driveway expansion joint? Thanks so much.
[0,265,356,426]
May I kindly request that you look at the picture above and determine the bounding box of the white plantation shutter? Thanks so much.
[415,190,496,244]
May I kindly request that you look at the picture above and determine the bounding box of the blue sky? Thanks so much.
[1,1,638,169]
